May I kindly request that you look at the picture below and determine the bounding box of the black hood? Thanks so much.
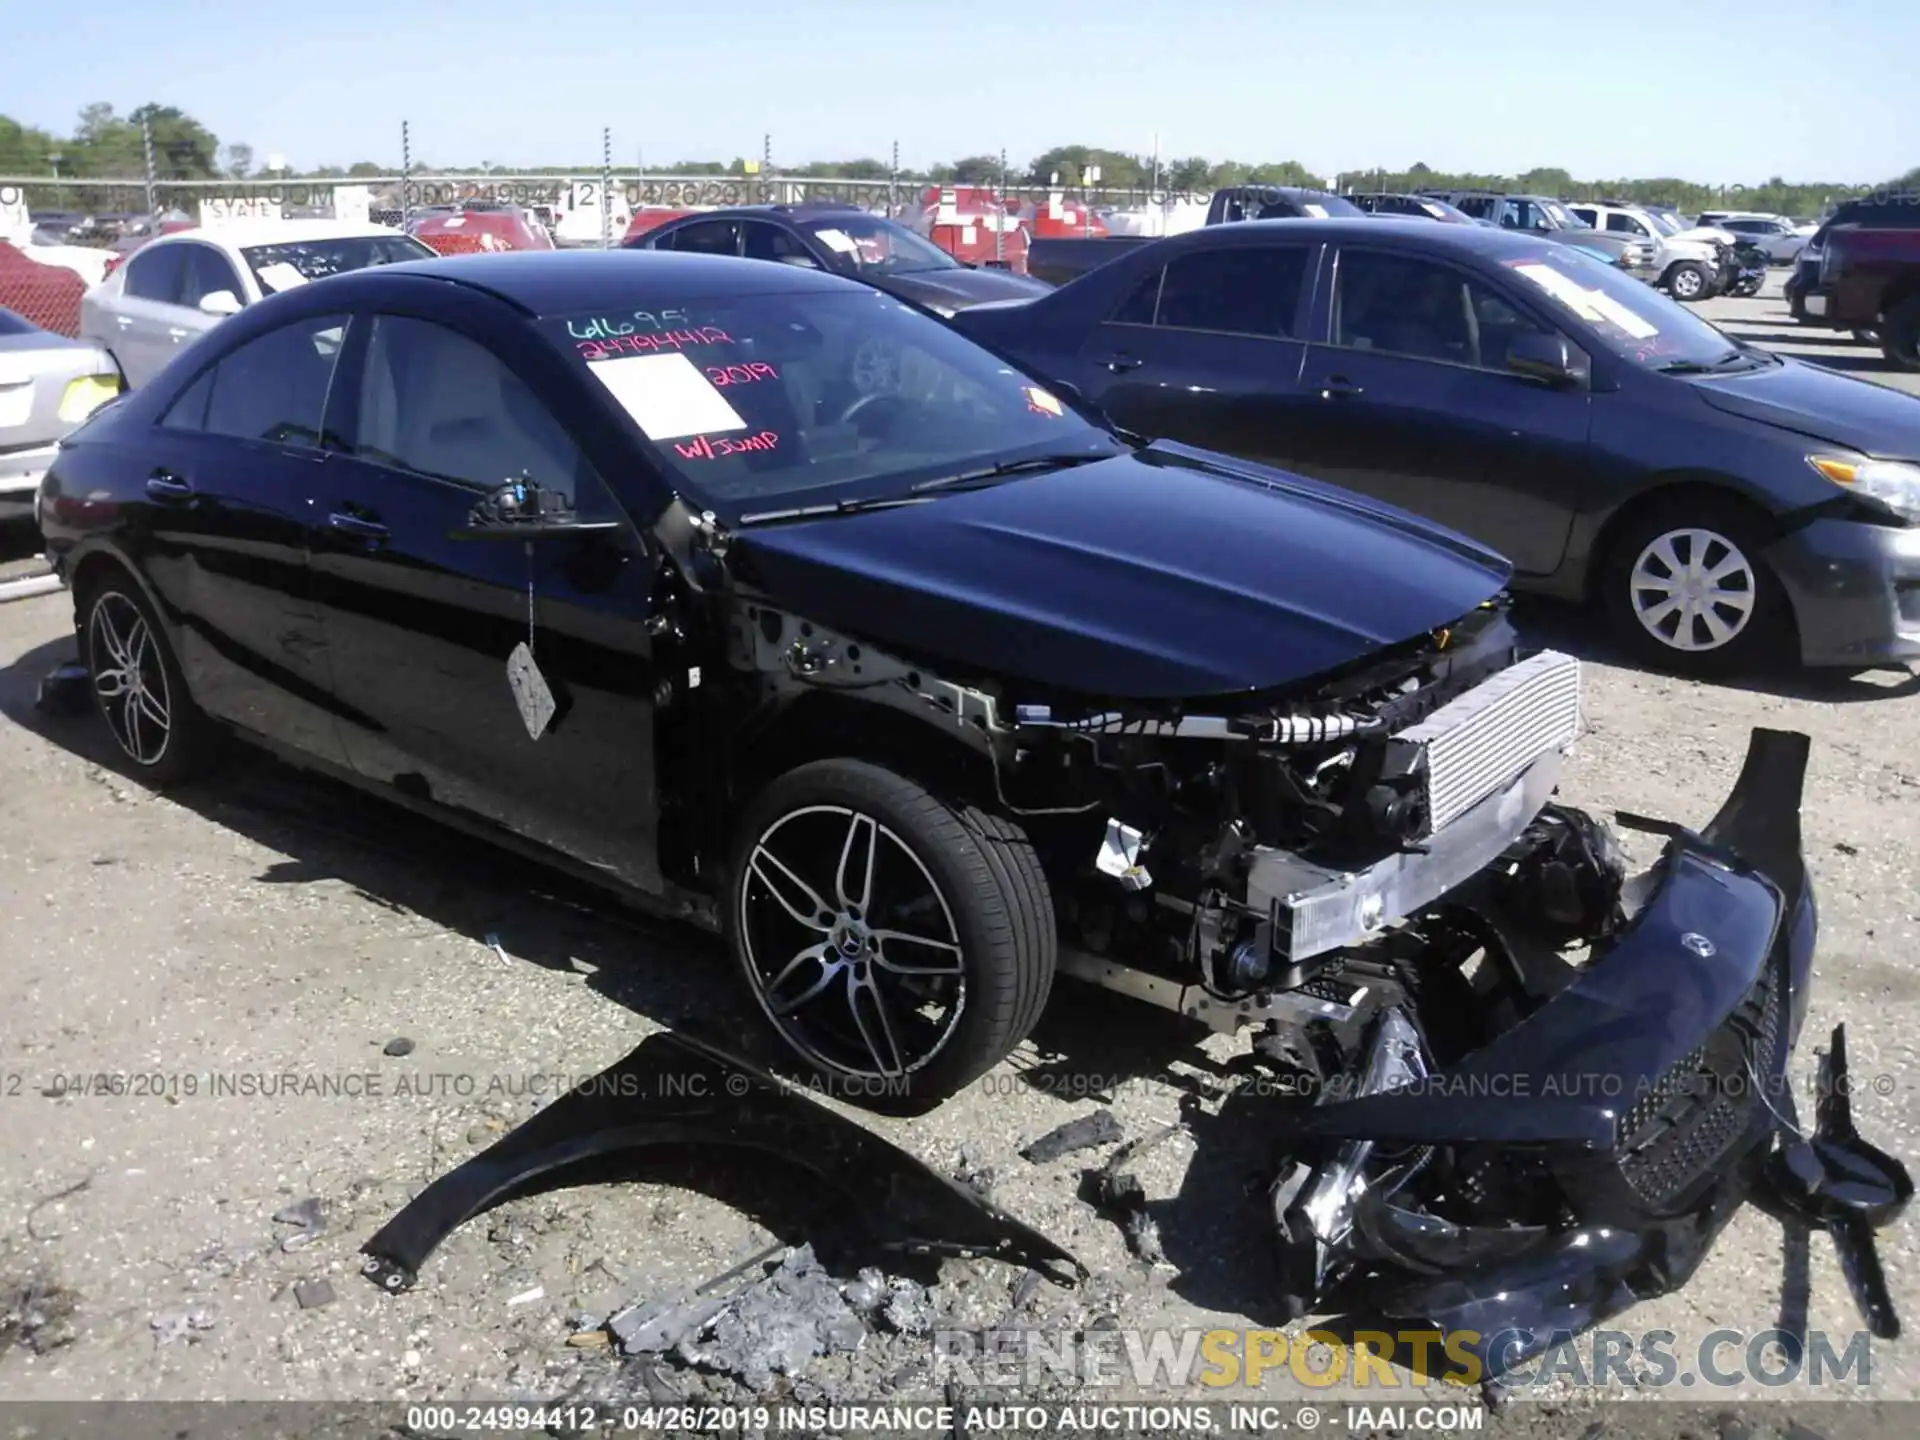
[1691,355,1920,456]
[878,266,1054,311]
[729,443,1511,700]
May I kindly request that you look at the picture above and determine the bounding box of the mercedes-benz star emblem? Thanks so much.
[1681,932,1716,958]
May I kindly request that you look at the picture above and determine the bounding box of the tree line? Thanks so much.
[4,107,1913,220]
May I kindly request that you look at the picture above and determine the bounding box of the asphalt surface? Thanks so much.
[0,274,1916,1436]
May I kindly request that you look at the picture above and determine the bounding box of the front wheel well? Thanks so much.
[1582,480,1792,604]
[724,690,1001,838]
[1881,279,1920,321]
[67,549,137,622]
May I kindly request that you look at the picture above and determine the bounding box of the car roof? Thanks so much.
[1192,216,1551,256]
[648,203,882,222]
[145,218,410,251]
[367,248,869,313]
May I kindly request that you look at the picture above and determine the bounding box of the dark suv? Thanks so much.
[1785,192,1920,369]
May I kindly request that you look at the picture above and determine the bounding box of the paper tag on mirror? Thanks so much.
[506,641,557,740]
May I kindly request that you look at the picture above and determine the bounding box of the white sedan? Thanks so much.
[79,219,435,389]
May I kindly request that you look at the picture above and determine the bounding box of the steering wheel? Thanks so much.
[835,391,905,427]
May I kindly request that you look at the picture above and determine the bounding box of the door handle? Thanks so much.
[166,328,190,341]
[114,315,133,328]
[145,469,194,501]
[327,511,390,543]
[1096,354,1143,373]
[1319,376,1364,399]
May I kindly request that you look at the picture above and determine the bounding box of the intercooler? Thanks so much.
[1391,648,1584,834]
[1248,650,1584,967]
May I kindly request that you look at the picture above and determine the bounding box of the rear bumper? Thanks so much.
[1765,516,1920,666]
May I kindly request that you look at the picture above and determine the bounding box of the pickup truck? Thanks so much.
[1025,185,1363,285]
[1785,194,1920,370]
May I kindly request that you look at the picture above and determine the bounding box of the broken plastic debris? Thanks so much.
[1020,1110,1124,1164]
[1095,818,1152,891]
[292,1279,336,1309]
[482,932,513,966]
[273,1196,327,1252]
[507,1285,545,1307]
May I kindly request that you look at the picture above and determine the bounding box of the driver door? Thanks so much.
[309,310,669,893]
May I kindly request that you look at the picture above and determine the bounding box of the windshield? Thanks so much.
[1538,200,1586,229]
[541,287,1122,520]
[1499,248,1761,372]
[0,306,36,337]
[240,234,436,294]
[796,214,961,277]
[1649,211,1686,234]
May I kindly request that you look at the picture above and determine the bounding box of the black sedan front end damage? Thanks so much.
[1258,728,1911,1382]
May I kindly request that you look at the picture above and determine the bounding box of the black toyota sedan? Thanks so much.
[951,218,1920,674]
[30,251,1802,1129]
[626,203,1051,316]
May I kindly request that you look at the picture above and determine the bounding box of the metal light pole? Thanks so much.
[47,152,63,209]
[400,120,413,231]
[889,140,898,215]
[601,127,613,249]
[762,133,772,202]
[996,147,1007,265]
[140,117,158,218]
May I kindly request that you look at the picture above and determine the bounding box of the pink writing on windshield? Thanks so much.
[577,327,732,361]
[705,362,779,386]
[674,431,780,460]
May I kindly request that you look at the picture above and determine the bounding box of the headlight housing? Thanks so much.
[1809,455,1920,523]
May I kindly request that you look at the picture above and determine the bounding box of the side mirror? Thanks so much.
[1507,332,1586,387]
[198,290,242,317]
[446,477,627,541]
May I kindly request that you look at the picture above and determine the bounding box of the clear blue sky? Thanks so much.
[6,0,1913,182]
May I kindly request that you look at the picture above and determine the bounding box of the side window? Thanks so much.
[352,315,612,515]
[198,315,350,447]
[1497,200,1526,229]
[1153,247,1309,337]
[177,244,246,309]
[740,222,813,265]
[1455,196,1493,219]
[159,366,216,433]
[124,245,185,304]
[1333,251,1548,371]
[1110,266,1163,324]
[665,220,741,256]
[1570,208,1596,227]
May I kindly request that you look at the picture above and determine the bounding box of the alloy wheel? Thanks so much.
[737,804,967,1080]
[87,591,172,765]
[1670,267,1705,300]
[1628,527,1757,653]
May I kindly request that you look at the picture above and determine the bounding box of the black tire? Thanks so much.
[1665,262,1711,302]
[1880,298,1920,372]
[78,570,217,784]
[725,758,1055,1106]
[1600,496,1793,675]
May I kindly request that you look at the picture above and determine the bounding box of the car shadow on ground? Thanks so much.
[1509,596,1920,704]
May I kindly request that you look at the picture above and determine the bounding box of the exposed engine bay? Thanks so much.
[715,594,1908,1371]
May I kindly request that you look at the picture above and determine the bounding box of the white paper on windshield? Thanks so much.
[815,228,858,254]
[587,352,746,441]
[1302,203,1328,218]
[0,385,31,430]
[1511,263,1607,322]
[961,224,977,245]
[256,262,309,292]
[1585,292,1658,339]
[442,215,466,228]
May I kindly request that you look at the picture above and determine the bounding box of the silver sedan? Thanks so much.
[0,306,120,524]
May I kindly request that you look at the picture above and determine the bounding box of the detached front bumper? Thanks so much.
[1764,515,1920,667]
[1267,729,1910,1380]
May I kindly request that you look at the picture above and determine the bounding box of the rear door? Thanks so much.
[653,219,743,256]
[1071,240,1316,471]
[112,244,188,387]
[1290,245,1593,574]
[131,310,354,761]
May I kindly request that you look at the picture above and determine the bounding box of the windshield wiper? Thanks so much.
[738,495,923,525]
[1657,348,1760,375]
[909,452,1109,495]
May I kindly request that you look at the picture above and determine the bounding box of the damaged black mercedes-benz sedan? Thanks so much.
[37,250,1906,1352]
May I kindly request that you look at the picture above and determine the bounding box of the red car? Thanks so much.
[408,206,554,255]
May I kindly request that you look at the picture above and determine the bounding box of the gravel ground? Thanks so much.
[0,275,1916,1437]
